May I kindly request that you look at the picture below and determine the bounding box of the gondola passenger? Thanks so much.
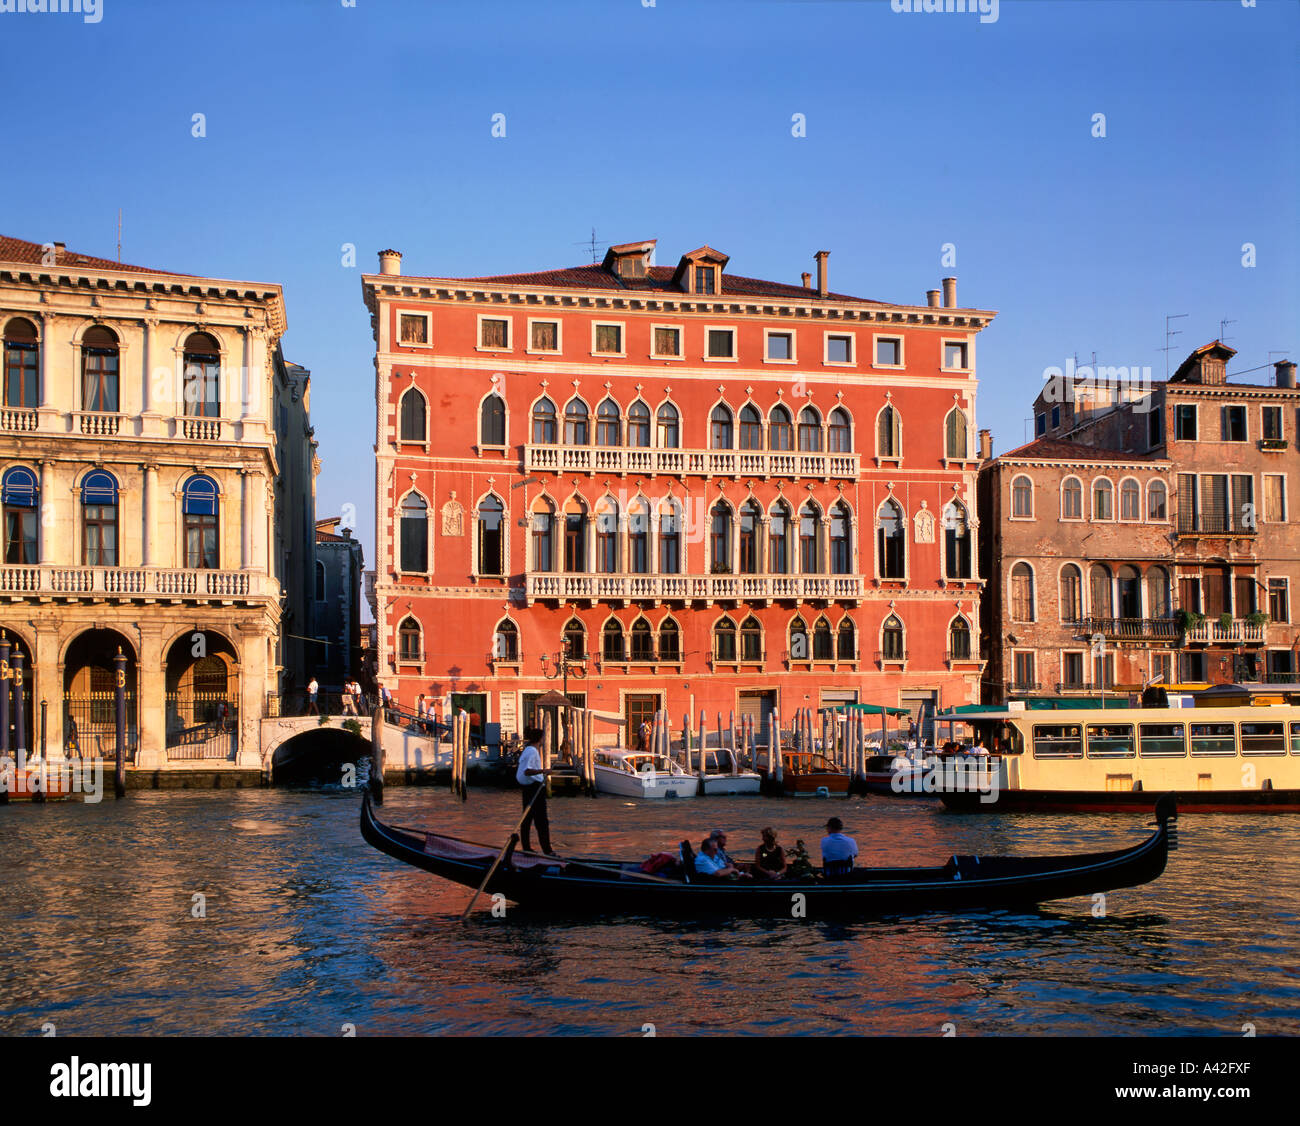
[694,837,750,880]
[820,817,858,878]
[754,828,786,880]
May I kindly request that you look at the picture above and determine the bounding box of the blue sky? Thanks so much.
[2,0,1296,614]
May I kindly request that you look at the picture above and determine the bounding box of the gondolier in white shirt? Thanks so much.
[516,726,555,855]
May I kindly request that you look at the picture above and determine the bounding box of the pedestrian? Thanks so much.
[517,725,555,856]
[307,677,319,715]
[342,680,357,716]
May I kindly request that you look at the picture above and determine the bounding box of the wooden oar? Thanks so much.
[460,785,544,920]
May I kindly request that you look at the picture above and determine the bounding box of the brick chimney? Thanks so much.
[978,429,992,460]
[801,272,812,289]
[378,249,402,276]
[1275,360,1296,389]
[926,289,941,308]
[814,251,829,298]
[942,277,957,308]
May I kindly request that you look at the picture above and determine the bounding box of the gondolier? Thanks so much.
[517,726,555,856]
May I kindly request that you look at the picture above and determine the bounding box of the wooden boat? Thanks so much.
[0,756,79,802]
[779,750,851,797]
[360,791,1178,916]
[674,748,762,795]
[592,748,698,799]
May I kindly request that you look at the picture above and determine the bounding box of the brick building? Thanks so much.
[362,240,996,741]
[981,342,1299,700]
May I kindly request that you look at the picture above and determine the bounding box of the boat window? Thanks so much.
[1139,723,1186,758]
[1240,721,1285,756]
[1292,723,1300,756]
[1086,723,1135,758]
[1032,724,1082,758]
[1190,723,1237,757]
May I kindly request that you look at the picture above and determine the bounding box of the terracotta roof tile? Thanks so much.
[998,438,1166,463]
[0,234,189,277]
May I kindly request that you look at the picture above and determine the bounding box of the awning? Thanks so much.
[821,703,910,717]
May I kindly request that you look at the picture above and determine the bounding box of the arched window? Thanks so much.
[82,326,120,413]
[627,400,650,447]
[877,405,900,458]
[789,616,810,661]
[739,500,760,574]
[769,406,793,451]
[656,403,679,448]
[562,619,586,660]
[1089,563,1113,618]
[877,500,905,579]
[881,615,905,660]
[829,501,851,575]
[398,617,422,662]
[1010,562,1036,622]
[739,405,763,450]
[563,399,589,445]
[480,393,505,446]
[836,618,856,660]
[315,560,326,601]
[628,498,649,574]
[2,465,38,564]
[829,408,852,453]
[494,620,519,662]
[630,618,654,662]
[563,497,586,572]
[399,388,427,442]
[944,501,971,580]
[179,331,222,418]
[1147,480,1168,521]
[1120,479,1141,521]
[3,318,39,409]
[1092,478,1114,520]
[1061,476,1083,520]
[603,619,626,662]
[948,617,971,660]
[81,470,119,566]
[945,408,969,459]
[740,616,762,662]
[1118,564,1142,619]
[798,406,822,452]
[1060,563,1083,623]
[594,497,618,573]
[1147,566,1172,619]
[658,501,681,574]
[799,502,820,573]
[812,616,833,660]
[658,618,680,662]
[477,495,504,575]
[1012,475,1033,518]
[769,501,791,574]
[596,399,621,446]
[710,502,732,572]
[531,397,557,444]
[182,474,219,569]
[400,492,428,572]
[531,499,555,572]
[710,404,733,450]
[714,617,737,662]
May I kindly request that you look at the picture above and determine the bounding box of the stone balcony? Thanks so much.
[0,564,273,605]
[1080,616,1181,641]
[523,443,859,480]
[1184,619,1265,645]
[524,570,864,605]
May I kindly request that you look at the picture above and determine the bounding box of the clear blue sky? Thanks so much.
[3,0,1296,617]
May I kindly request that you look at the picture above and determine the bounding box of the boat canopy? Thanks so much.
[823,703,910,717]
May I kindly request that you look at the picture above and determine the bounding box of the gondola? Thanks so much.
[359,791,1178,917]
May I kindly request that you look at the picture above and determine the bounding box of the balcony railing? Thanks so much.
[181,417,226,441]
[1177,514,1256,536]
[1081,616,1180,641]
[0,565,269,602]
[523,571,863,604]
[75,411,123,436]
[1184,619,1265,645]
[524,443,859,480]
[0,407,38,432]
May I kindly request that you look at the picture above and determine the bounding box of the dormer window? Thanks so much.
[695,266,716,295]
[673,246,730,297]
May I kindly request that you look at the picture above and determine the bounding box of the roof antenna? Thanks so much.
[1160,313,1188,378]
[116,208,122,263]
[1219,318,1235,344]
[572,227,604,265]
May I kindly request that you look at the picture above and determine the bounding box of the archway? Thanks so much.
[270,726,372,786]
[62,629,137,760]
[165,630,240,761]
[0,630,34,755]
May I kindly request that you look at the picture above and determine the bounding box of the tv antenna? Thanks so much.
[1219,319,1235,345]
[116,208,122,263]
[1160,313,1188,378]
[573,227,607,265]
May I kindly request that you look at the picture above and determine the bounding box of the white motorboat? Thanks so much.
[675,748,763,795]
[593,748,699,799]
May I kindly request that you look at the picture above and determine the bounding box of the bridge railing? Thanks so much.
[265,690,372,719]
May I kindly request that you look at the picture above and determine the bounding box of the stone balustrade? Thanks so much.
[524,570,863,604]
[524,443,859,479]
[0,564,269,603]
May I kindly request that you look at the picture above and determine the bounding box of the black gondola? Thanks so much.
[360,792,1178,916]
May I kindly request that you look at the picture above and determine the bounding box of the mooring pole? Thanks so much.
[0,632,10,760]
[370,699,385,804]
[112,647,126,799]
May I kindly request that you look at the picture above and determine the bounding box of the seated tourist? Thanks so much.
[694,837,750,880]
[819,817,858,876]
[754,827,786,880]
[709,829,734,867]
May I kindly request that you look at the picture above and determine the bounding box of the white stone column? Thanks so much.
[240,470,253,569]
[141,464,156,566]
[38,459,53,563]
[37,315,51,409]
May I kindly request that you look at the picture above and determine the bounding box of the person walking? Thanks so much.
[342,680,357,716]
[307,677,319,715]
[516,725,554,856]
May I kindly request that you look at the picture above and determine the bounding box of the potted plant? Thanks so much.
[1218,612,1234,631]
[1174,609,1204,634]
[710,561,732,574]
[1246,611,1270,628]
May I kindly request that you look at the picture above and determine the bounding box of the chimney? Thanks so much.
[978,429,992,460]
[378,249,402,276]
[926,289,941,308]
[53,241,66,258]
[1275,360,1296,389]
[801,272,812,289]
[942,276,957,308]
[814,251,829,298]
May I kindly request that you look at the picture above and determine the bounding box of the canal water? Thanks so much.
[1,786,1297,1036]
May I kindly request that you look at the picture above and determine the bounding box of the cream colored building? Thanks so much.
[0,235,315,772]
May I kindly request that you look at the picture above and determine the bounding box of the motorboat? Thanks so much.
[676,748,762,795]
[592,748,698,799]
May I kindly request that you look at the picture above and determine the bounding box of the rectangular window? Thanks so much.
[1012,651,1036,689]
[399,314,428,345]
[875,337,902,366]
[826,334,853,364]
[1231,474,1254,531]
[1262,405,1282,441]
[1061,651,1085,688]
[1175,404,1197,441]
[530,320,559,352]
[1264,474,1287,522]
[1241,722,1285,756]
[1032,723,1082,758]
[695,266,715,295]
[1051,405,1061,429]
[1151,652,1174,686]
[1268,578,1289,623]
[1147,406,1162,448]
[1139,722,1186,758]
[480,318,509,349]
[1087,723,1135,758]
[1092,652,1115,689]
[706,329,735,359]
[594,323,622,354]
[766,332,793,361]
[1035,413,1047,437]
[1223,405,1248,442]
[652,326,681,358]
[943,341,969,370]
[1190,723,1236,757]
[1180,651,1207,682]
[1235,575,1257,616]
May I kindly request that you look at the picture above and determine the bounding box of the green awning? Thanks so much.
[822,703,911,717]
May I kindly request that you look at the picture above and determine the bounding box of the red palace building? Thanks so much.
[362,240,996,743]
